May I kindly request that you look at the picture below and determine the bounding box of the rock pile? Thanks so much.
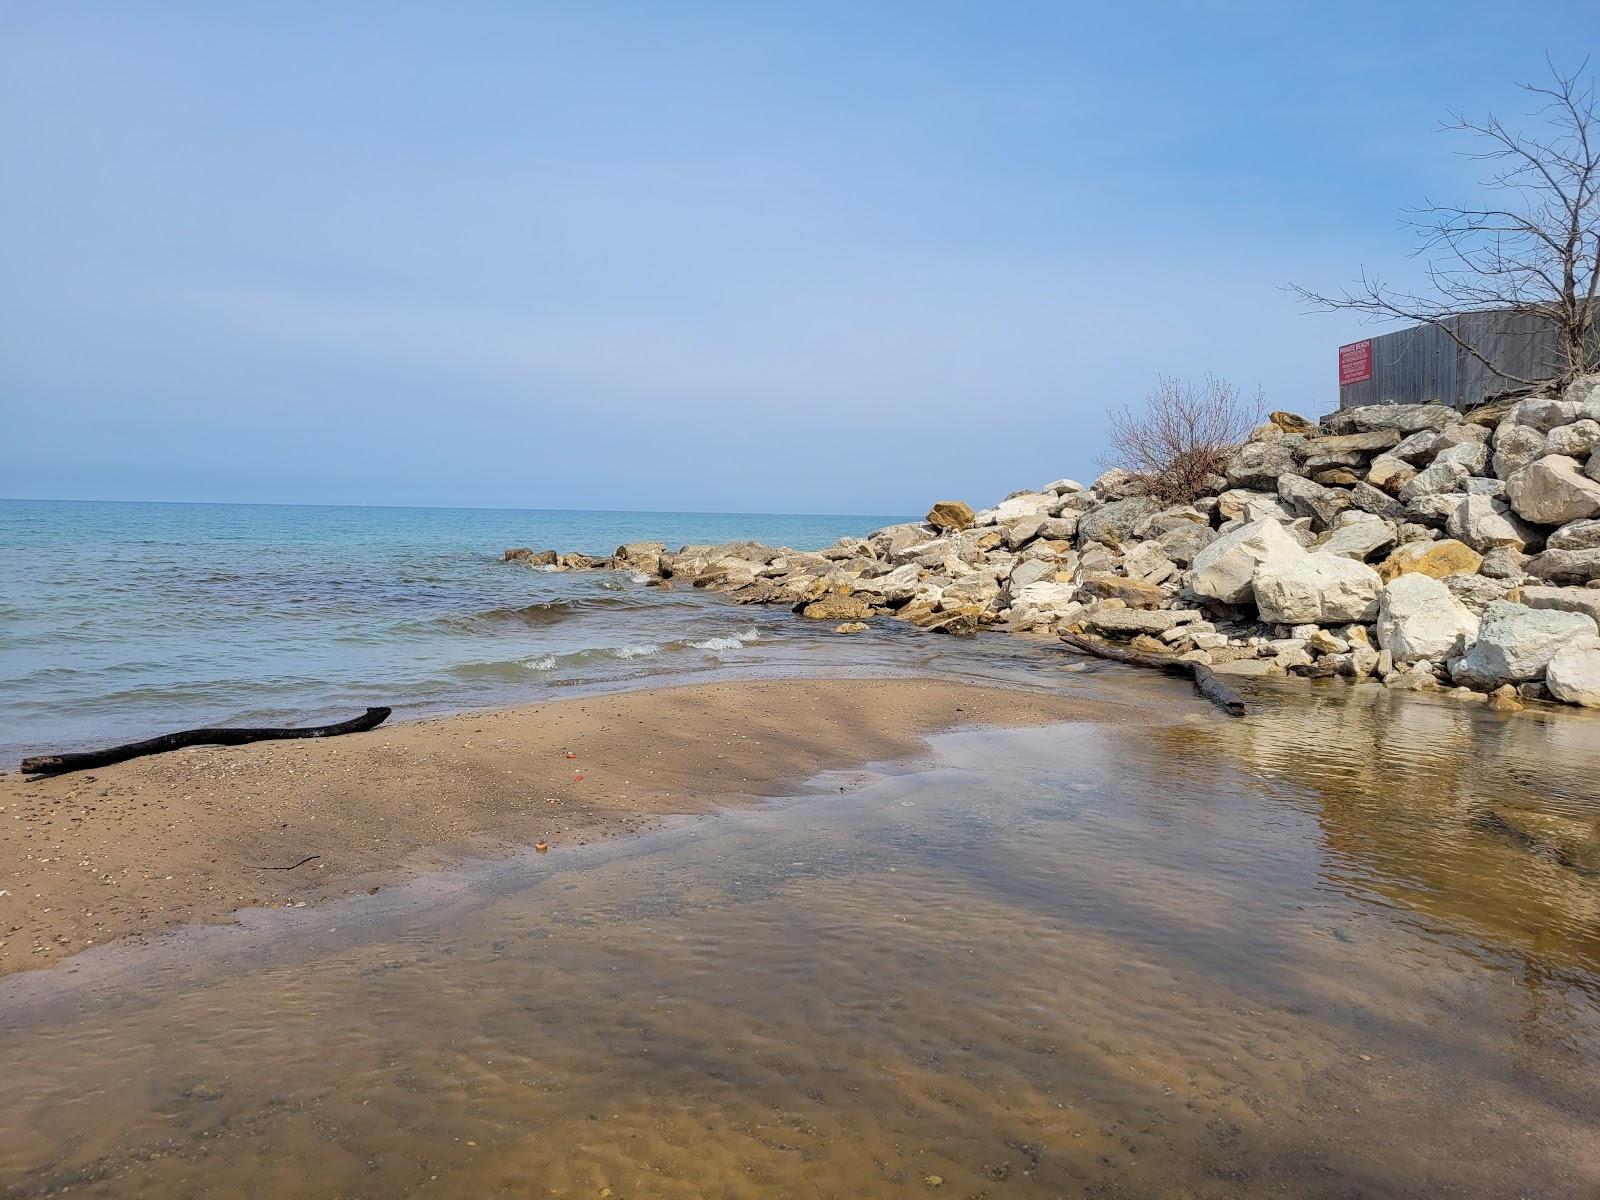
[507,374,1600,711]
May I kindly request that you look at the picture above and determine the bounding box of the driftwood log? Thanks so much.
[1060,632,1247,718]
[19,707,393,777]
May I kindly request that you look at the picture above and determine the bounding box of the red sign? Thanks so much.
[1339,339,1373,386]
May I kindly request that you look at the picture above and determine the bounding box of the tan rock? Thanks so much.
[1270,410,1317,434]
[800,592,872,621]
[833,621,868,634]
[1376,539,1483,582]
[926,499,976,532]
[1076,574,1166,608]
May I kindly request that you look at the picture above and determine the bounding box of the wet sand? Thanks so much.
[0,677,1123,976]
[3,694,1597,1198]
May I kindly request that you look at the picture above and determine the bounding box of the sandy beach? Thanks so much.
[0,677,1122,977]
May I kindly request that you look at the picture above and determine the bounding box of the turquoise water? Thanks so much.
[0,500,921,765]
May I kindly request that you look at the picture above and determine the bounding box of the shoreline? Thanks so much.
[0,675,1131,978]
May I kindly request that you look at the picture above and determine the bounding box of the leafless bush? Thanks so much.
[1100,375,1262,504]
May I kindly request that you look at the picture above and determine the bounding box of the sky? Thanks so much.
[2,1,1595,514]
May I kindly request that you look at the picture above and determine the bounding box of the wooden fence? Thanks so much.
[1337,310,1564,411]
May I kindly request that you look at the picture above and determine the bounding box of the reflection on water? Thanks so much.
[2,685,1598,1198]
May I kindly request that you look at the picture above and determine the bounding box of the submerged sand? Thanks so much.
[0,678,1122,976]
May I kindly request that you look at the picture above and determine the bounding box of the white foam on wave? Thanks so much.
[630,572,652,584]
[609,643,661,659]
[691,636,746,652]
[690,627,763,652]
[524,655,557,670]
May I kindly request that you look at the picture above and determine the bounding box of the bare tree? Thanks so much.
[1100,375,1262,504]
[1291,58,1600,389]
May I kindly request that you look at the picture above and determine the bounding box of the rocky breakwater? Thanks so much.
[506,374,1600,712]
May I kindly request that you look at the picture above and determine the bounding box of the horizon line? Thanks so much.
[0,496,915,520]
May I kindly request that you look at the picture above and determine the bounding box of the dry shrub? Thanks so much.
[1100,375,1262,504]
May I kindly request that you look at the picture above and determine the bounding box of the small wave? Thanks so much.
[609,643,660,659]
[436,596,641,633]
[689,627,763,652]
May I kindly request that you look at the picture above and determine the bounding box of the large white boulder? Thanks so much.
[1545,635,1600,707]
[1446,494,1539,552]
[1187,518,1306,605]
[1451,600,1598,689]
[1506,455,1600,525]
[1492,424,1547,480]
[991,492,1054,522]
[1253,553,1383,625]
[1319,513,1397,560]
[1374,573,1479,664]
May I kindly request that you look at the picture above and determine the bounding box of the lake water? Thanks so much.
[1,681,1597,1197]
[0,499,920,765]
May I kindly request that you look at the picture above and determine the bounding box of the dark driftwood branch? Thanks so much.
[1060,631,1247,718]
[20,707,393,777]
[243,855,321,871]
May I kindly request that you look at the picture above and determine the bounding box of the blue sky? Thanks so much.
[2,2,1593,513]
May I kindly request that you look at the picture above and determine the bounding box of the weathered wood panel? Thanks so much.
[1337,309,1561,411]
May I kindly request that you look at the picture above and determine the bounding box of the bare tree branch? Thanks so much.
[1290,59,1600,390]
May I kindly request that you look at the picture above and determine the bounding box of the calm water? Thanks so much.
[1,683,1597,1197]
[0,499,917,765]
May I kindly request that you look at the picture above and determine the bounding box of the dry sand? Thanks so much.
[0,677,1120,976]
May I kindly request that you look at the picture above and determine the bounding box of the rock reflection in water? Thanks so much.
[1,697,1597,1199]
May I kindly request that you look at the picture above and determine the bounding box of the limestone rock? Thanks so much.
[1397,459,1469,504]
[1077,496,1160,547]
[1432,422,1490,452]
[992,492,1054,523]
[1157,522,1219,566]
[1188,518,1306,605]
[504,547,558,566]
[800,592,873,621]
[1391,429,1443,463]
[1377,539,1483,582]
[1302,429,1402,458]
[1077,574,1167,608]
[926,500,976,532]
[1505,396,1580,432]
[869,523,936,557]
[1478,546,1529,580]
[1253,553,1382,625]
[1544,419,1600,459]
[1445,494,1538,553]
[1278,473,1350,528]
[1524,547,1600,583]
[1375,573,1479,664]
[833,621,868,634]
[1451,600,1598,688]
[1433,440,1490,475]
[1445,574,1514,612]
[1492,424,1547,480]
[1226,441,1298,489]
[854,562,923,604]
[1347,481,1408,521]
[1545,635,1600,706]
[1505,455,1600,525]
[1548,517,1600,550]
[1366,454,1418,495]
[613,542,666,575]
[1085,607,1194,636]
[1519,585,1600,624]
[1269,410,1317,433]
[1324,403,1459,435]
[1318,515,1397,561]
